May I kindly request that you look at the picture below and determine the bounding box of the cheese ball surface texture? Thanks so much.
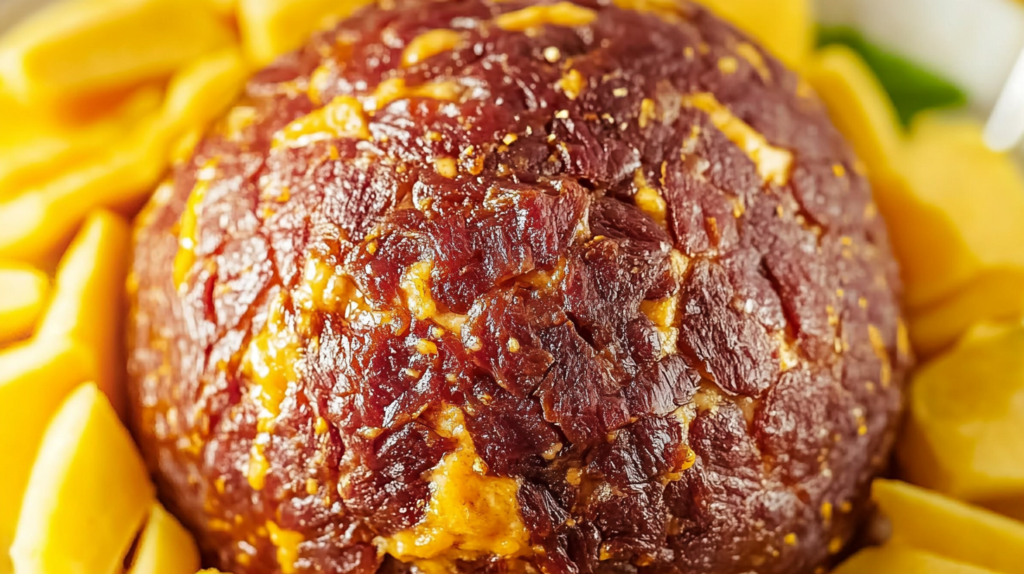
[127,2,911,574]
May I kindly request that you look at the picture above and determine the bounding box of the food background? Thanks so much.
[1,0,1024,573]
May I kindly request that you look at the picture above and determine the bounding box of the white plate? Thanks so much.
[818,0,1024,115]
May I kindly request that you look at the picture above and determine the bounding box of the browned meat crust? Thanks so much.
[127,2,911,573]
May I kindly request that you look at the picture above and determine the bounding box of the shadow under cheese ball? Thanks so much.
[127,1,912,573]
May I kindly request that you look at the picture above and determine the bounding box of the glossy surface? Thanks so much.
[128,2,910,573]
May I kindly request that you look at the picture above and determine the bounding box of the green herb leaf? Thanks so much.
[817,25,968,126]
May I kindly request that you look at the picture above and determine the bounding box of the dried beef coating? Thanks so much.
[127,1,911,574]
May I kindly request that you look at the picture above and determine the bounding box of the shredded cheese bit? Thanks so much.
[267,521,304,574]
[315,417,329,435]
[240,285,310,491]
[417,339,439,355]
[682,92,793,186]
[718,56,739,75]
[435,157,458,178]
[691,383,724,413]
[403,29,464,67]
[542,442,563,460]
[307,63,334,106]
[867,324,893,387]
[896,319,911,359]
[639,97,657,128]
[247,441,270,491]
[633,170,668,227]
[400,261,468,335]
[679,445,697,471]
[274,95,370,148]
[377,406,531,566]
[516,258,568,292]
[402,261,438,321]
[669,249,690,279]
[495,3,597,32]
[172,160,217,288]
[796,78,816,99]
[243,291,303,428]
[821,501,834,523]
[222,105,257,141]
[611,0,685,21]
[640,296,679,356]
[775,331,801,372]
[735,42,771,81]
[558,69,585,100]
[365,78,463,112]
[292,256,379,332]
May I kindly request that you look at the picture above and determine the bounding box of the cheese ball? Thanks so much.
[127,1,911,573]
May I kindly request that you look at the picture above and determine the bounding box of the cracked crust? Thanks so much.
[127,1,911,573]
